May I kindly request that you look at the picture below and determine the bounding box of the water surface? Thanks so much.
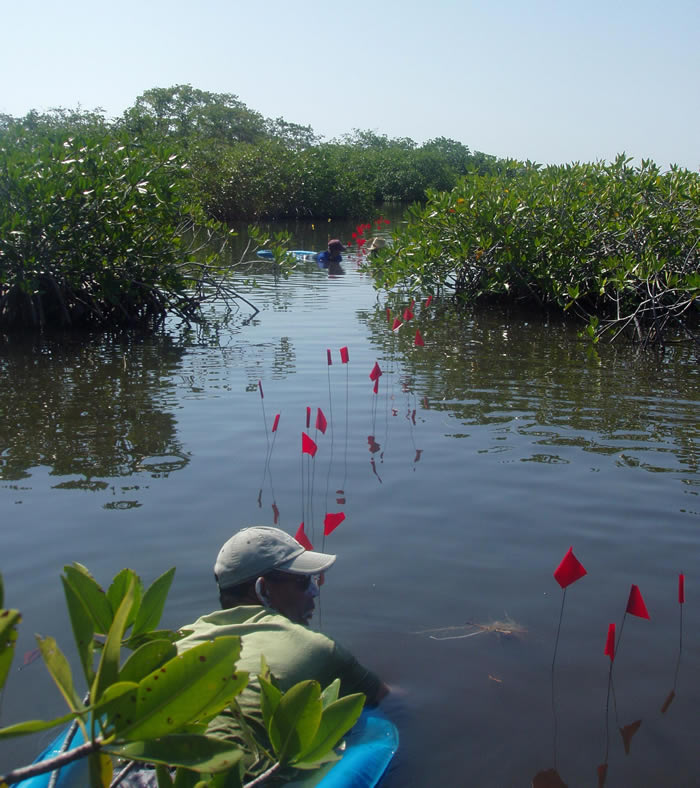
[1,220,698,786]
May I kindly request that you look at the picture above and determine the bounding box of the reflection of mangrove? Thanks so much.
[0,332,187,482]
[358,303,699,474]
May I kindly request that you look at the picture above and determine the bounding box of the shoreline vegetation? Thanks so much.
[1,83,697,343]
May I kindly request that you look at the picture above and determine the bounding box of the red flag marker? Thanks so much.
[373,379,379,394]
[306,406,311,429]
[392,317,403,331]
[604,623,616,661]
[425,295,433,308]
[324,512,346,536]
[553,547,587,588]
[272,414,280,432]
[415,330,425,347]
[679,574,685,604]
[302,432,317,457]
[316,408,327,434]
[258,380,264,399]
[327,348,332,365]
[369,362,382,381]
[295,523,313,551]
[340,346,349,364]
[403,307,414,321]
[386,307,392,324]
[626,585,650,619]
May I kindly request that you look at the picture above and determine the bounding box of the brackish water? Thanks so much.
[1,220,699,786]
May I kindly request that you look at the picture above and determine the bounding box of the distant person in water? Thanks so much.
[367,237,387,257]
[316,239,345,269]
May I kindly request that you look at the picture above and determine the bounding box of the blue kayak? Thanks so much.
[16,708,398,787]
[256,249,318,261]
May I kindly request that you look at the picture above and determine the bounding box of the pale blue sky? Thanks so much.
[2,0,698,169]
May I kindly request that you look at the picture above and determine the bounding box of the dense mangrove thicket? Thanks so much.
[365,156,700,346]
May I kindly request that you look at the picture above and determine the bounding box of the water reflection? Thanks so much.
[0,332,187,484]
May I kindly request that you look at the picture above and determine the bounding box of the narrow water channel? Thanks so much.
[1,218,698,786]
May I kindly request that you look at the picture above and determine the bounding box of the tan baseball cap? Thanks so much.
[214,526,336,589]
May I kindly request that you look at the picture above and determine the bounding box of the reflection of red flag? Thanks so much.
[272,502,280,524]
[302,432,317,457]
[373,379,379,394]
[324,512,346,535]
[425,295,433,308]
[295,523,313,551]
[386,308,392,324]
[369,362,382,381]
[553,547,587,588]
[340,346,349,364]
[315,408,327,434]
[327,348,332,366]
[604,623,615,661]
[679,574,685,604]
[258,380,264,399]
[272,414,280,432]
[392,318,403,331]
[619,720,642,755]
[415,330,425,347]
[597,763,608,787]
[626,585,650,619]
[306,406,311,429]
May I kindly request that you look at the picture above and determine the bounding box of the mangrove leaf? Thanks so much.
[109,733,244,773]
[130,567,175,638]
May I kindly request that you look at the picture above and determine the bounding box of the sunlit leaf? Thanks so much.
[61,575,95,687]
[92,576,137,703]
[258,674,282,733]
[63,564,113,634]
[119,639,178,684]
[0,609,21,691]
[268,680,322,764]
[0,710,81,740]
[106,568,143,629]
[131,567,176,638]
[295,693,364,765]
[108,637,247,741]
[37,635,84,712]
[320,678,340,709]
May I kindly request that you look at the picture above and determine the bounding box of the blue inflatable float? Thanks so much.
[15,709,398,787]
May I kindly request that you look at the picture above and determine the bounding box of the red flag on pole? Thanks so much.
[386,308,392,324]
[392,318,403,332]
[306,407,311,429]
[327,348,332,366]
[626,585,650,619]
[679,574,685,604]
[316,408,327,434]
[403,307,414,321]
[258,380,264,399]
[340,346,349,364]
[324,512,346,536]
[424,295,433,308]
[415,330,425,347]
[295,523,313,551]
[301,432,317,457]
[272,414,280,432]
[604,623,615,661]
[369,362,382,381]
[373,379,379,394]
[553,547,587,588]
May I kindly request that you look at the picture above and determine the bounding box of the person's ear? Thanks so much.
[255,577,271,607]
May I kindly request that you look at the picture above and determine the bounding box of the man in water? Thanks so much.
[316,238,345,269]
[175,526,389,781]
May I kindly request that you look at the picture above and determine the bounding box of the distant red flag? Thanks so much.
[306,406,311,429]
[340,346,349,364]
[604,623,615,661]
[369,362,382,381]
[23,648,41,668]
[553,547,587,588]
[403,307,414,321]
[423,397,429,408]
[415,330,425,347]
[324,511,346,535]
[373,379,379,394]
[272,414,280,432]
[425,295,433,308]
[316,408,327,434]
[295,523,313,550]
[679,574,685,604]
[626,584,650,619]
[258,380,264,399]
[386,307,392,324]
[301,432,317,457]
[327,348,332,365]
[597,763,608,787]
[392,318,403,331]
[410,299,415,309]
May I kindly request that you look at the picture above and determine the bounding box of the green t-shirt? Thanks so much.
[176,605,381,781]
